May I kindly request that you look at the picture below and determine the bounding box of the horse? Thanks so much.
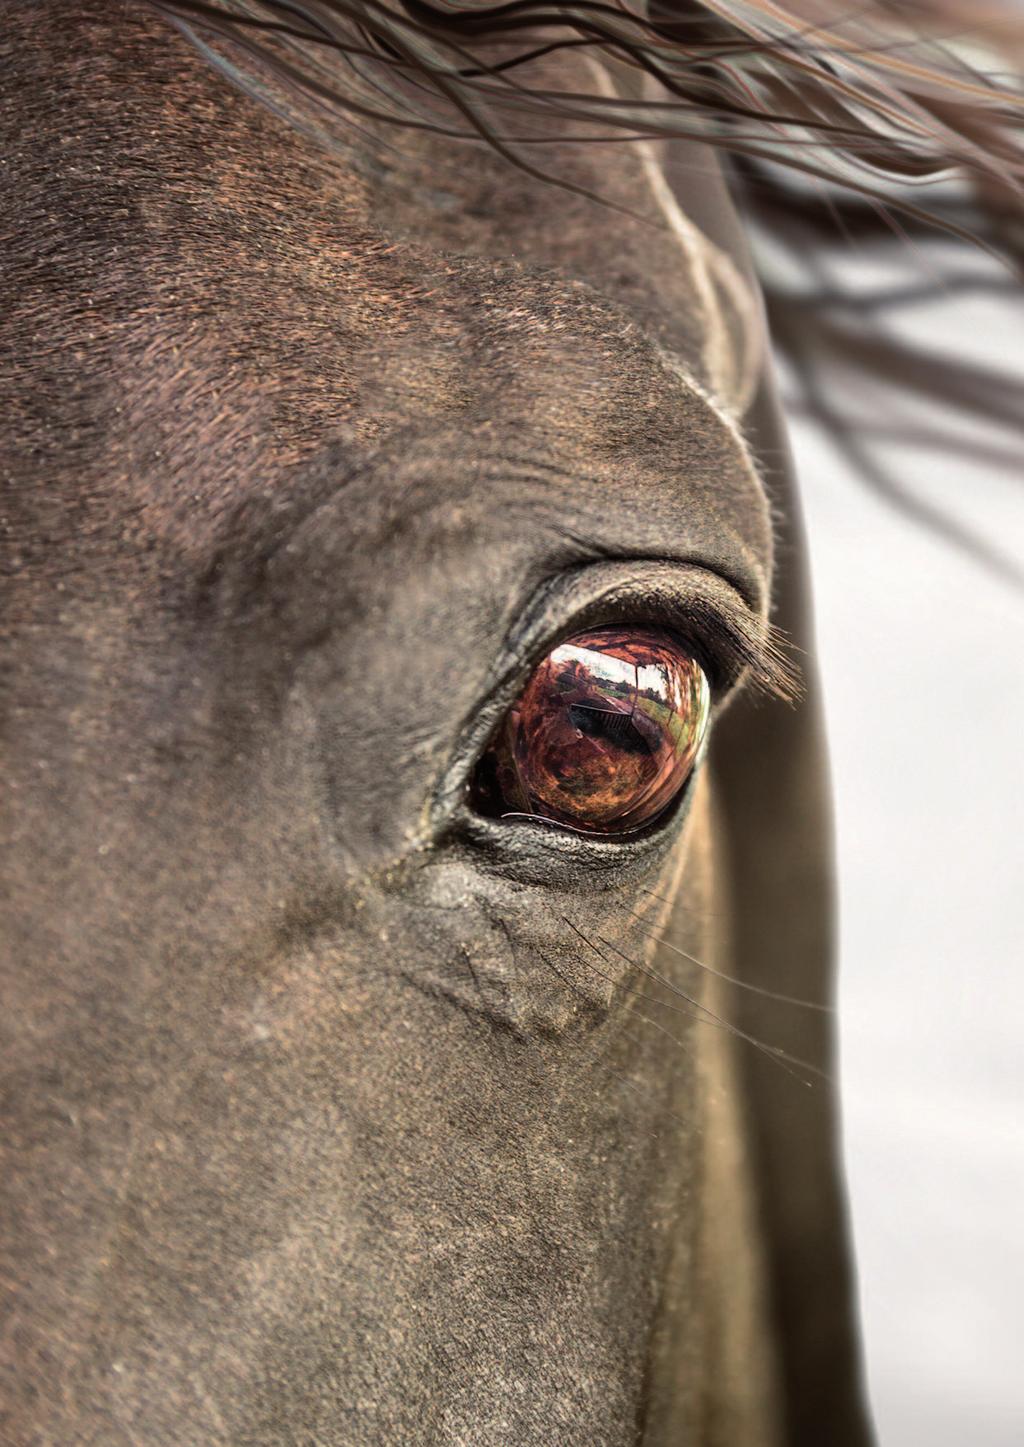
[2,1,1019,1442]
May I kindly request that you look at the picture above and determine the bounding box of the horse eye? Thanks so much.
[471,626,711,835]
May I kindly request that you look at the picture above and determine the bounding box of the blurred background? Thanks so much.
[788,269,1024,1446]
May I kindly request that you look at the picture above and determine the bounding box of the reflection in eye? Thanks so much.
[471,627,711,835]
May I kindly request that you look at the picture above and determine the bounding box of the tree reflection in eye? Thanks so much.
[471,627,711,835]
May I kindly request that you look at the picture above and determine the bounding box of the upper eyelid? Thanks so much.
[495,559,797,708]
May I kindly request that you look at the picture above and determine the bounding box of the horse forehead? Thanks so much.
[8,4,759,407]
[364,65,763,415]
[3,5,769,587]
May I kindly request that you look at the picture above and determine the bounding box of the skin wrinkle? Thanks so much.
[0,3,870,1445]
[256,433,774,626]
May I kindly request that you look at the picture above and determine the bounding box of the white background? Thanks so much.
[791,278,1024,1446]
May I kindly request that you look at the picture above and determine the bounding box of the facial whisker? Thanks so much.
[536,947,690,1133]
[580,924,823,1088]
[549,932,697,1062]
[560,916,711,1033]
[630,912,834,1013]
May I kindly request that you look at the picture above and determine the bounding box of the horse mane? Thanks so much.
[146,0,1024,577]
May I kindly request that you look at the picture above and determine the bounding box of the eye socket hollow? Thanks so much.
[471,626,711,836]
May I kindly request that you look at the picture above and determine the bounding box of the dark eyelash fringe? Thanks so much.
[686,594,802,706]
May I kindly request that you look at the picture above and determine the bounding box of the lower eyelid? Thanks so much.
[444,759,704,892]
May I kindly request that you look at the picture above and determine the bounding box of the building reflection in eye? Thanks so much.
[567,701,652,754]
[472,626,711,834]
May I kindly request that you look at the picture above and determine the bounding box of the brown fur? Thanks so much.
[1,3,870,1443]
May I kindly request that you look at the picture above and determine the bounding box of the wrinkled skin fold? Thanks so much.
[0,3,871,1443]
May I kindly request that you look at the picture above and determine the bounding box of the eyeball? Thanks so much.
[471,626,711,835]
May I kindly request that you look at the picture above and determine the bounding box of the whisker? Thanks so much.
[536,947,690,1135]
[596,931,818,1088]
[637,885,726,924]
[560,917,715,1035]
[460,923,680,1146]
[547,934,697,1063]
[571,921,824,1088]
[630,913,834,1013]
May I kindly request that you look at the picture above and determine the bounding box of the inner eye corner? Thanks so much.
[469,623,711,841]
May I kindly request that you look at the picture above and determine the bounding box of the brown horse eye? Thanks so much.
[472,626,711,835]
